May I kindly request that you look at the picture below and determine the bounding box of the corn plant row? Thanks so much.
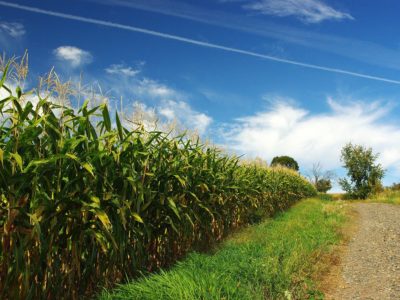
[0,66,316,299]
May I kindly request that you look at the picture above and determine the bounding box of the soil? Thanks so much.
[323,203,400,300]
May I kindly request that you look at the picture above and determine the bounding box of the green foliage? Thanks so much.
[270,155,299,171]
[316,178,332,193]
[389,182,400,191]
[0,77,316,298]
[99,198,348,300]
[339,143,385,199]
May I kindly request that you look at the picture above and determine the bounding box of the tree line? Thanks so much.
[270,142,385,199]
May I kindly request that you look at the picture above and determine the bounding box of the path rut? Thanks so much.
[326,203,400,300]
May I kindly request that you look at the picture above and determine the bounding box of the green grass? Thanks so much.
[99,198,349,300]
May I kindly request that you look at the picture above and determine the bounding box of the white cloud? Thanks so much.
[53,46,92,68]
[158,106,175,119]
[132,79,212,134]
[244,0,353,23]
[131,79,212,134]
[105,64,140,77]
[158,99,212,135]
[121,99,212,135]
[0,21,25,37]
[103,69,212,135]
[223,97,400,173]
[136,78,179,98]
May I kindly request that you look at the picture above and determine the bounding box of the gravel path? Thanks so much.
[327,203,400,300]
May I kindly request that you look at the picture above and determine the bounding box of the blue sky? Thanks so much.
[1,0,400,190]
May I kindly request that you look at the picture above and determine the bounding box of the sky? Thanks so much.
[1,0,400,191]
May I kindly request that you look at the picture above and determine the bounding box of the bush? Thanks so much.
[307,162,334,193]
[0,64,316,299]
[316,178,332,193]
[271,155,299,171]
[339,143,385,199]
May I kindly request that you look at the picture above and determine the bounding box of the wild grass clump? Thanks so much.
[99,198,348,300]
[0,59,316,299]
[366,189,400,205]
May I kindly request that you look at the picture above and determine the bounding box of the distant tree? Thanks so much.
[271,156,299,171]
[316,178,332,193]
[307,162,335,193]
[339,143,385,199]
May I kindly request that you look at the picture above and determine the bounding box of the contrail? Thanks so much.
[1,1,400,85]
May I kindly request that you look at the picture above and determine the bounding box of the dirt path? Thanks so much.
[324,203,400,299]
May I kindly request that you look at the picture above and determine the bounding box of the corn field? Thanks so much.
[0,61,316,299]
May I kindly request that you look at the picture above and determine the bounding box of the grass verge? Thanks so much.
[99,198,349,300]
[366,190,400,205]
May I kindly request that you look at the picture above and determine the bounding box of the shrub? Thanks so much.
[339,143,385,199]
[316,178,332,193]
[271,155,299,171]
[307,162,334,193]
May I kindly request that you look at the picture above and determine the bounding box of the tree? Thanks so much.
[271,156,299,171]
[307,162,334,193]
[339,143,385,199]
[316,178,332,193]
